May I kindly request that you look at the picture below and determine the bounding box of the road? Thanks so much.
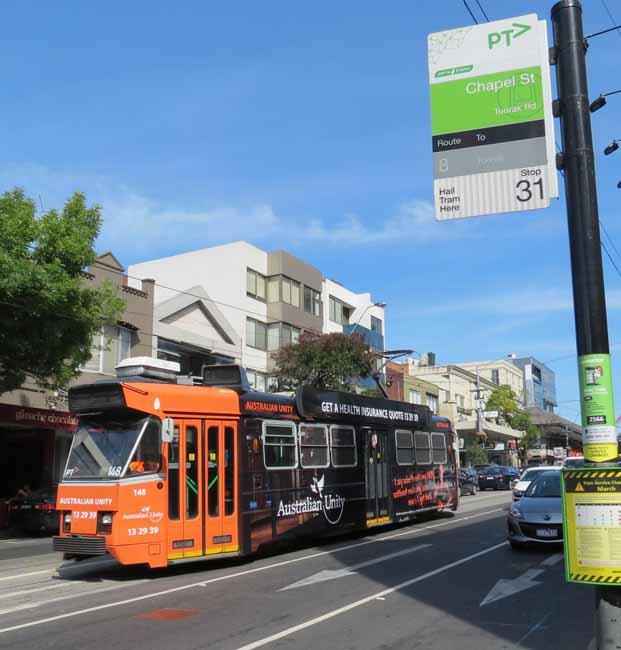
[0,492,593,650]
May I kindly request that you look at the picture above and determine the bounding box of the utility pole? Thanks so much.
[551,1,620,646]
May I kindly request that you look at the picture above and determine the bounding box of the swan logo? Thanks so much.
[276,474,345,525]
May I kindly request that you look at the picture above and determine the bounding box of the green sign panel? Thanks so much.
[579,354,618,463]
[428,14,558,220]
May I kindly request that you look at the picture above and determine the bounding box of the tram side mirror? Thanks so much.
[161,418,175,443]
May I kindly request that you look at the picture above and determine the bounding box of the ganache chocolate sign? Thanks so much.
[295,386,431,428]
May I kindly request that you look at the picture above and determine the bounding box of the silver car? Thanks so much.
[507,471,562,549]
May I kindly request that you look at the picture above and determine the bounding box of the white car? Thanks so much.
[561,456,584,468]
[512,466,554,501]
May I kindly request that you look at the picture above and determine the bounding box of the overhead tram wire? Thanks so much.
[461,0,478,24]
[473,0,490,22]
[600,0,621,40]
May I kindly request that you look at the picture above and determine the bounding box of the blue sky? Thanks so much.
[1,1,621,423]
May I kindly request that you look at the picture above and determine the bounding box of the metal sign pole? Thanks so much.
[551,0,620,645]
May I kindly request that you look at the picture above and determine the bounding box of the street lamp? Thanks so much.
[604,140,619,156]
[589,89,621,113]
[348,301,386,336]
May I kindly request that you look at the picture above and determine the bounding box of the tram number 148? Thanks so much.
[516,170,544,202]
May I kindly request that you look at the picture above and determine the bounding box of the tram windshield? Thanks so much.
[63,414,161,480]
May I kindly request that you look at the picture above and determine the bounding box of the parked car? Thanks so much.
[478,466,512,490]
[8,490,59,535]
[459,469,478,496]
[562,456,584,468]
[512,466,553,501]
[507,471,563,548]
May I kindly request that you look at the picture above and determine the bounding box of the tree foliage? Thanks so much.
[0,189,124,394]
[486,384,540,464]
[466,442,488,466]
[271,331,376,391]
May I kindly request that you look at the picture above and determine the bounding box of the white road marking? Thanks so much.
[0,506,506,635]
[0,556,114,583]
[233,541,510,650]
[540,552,564,567]
[0,580,150,616]
[480,569,544,606]
[514,610,552,646]
[280,544,431,591]
[0,569,52,582]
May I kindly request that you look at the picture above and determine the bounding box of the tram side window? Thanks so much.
[207,426,219,516]
[128,420,161,475]
[186,426,199,519]
[299,424,329,468]
[224,426,235,516]
[414,432,431,465]
[329,426,357,467]
[431,433,447,464]
[263,422,297,469]
[395,430,414,465]
[168,426,180,521]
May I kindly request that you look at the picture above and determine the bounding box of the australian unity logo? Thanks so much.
[276,475,346,525]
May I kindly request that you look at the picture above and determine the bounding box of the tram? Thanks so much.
[53,359,459,568]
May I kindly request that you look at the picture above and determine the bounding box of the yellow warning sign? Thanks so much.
[563,468,621,586]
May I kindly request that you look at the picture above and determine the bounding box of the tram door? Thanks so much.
[204,421,239,555]
[364,429,390,523]
[166,419,203,559]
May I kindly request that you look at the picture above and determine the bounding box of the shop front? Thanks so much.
[0,404,77,528]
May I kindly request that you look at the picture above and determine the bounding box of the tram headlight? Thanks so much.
[98,511,113,534]
[63,511,71,532]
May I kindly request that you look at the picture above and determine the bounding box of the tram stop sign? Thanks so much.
[562,468,621,586]
[428,14,558,220]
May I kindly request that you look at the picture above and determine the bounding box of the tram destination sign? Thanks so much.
[296,386,432,428]
[428,14,557,220]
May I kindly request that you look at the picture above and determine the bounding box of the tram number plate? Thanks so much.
[536,528,557,537]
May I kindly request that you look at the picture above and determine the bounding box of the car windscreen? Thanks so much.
[63,414,153,480]
[520,469,547,482]
[524,475,561,498]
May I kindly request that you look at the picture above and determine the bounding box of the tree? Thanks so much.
[271,331,376,391]
[466,442,488,466]
[0,189,124,394]
[486,385,540,464]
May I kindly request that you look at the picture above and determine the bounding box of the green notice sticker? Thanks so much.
[430,65,544,135]
[579,354,618,463]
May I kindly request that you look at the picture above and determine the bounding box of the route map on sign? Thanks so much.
[563,469,621,584]
[428,14,557,220]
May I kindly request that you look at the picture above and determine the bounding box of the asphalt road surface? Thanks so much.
[0,492,594,650]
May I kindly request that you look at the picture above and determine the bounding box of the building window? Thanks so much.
[456,394,465,408]
[246,318,267,350]
[84,325,134,375]
[414,432,431,465]
[267,275,300,307]
[299,424,329,468]
[408,389,421,404]
[395,430,414,465]
[329,425,357,467]
[431,433,447,464]
[267,323,301,351]
[371,316,383,335]
[426,393,438,413]
[263,421,297,469]
[303,286,322,316]
[533,366,542,382]
[246,369,267,392]
[119,327,132,362]
[247,268,266,301]
[491,369,500,386]
[329,296,351,325]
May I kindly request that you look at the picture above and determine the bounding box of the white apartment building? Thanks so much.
[128,241,385,390]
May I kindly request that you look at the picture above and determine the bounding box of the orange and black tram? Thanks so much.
[54,361,459,568]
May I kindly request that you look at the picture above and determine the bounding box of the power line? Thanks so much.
[600,218,621,267]
[600,0,621,40]
[461,0,478,24]
[601,239,621,279]
[474,0,490,22]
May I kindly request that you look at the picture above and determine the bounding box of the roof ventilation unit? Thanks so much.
[115,357,180,382]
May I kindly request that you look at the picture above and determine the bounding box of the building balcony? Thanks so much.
[343,324,384,352]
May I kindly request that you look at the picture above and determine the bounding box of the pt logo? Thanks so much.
[488,22,531,50]
[277,474,346,525]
